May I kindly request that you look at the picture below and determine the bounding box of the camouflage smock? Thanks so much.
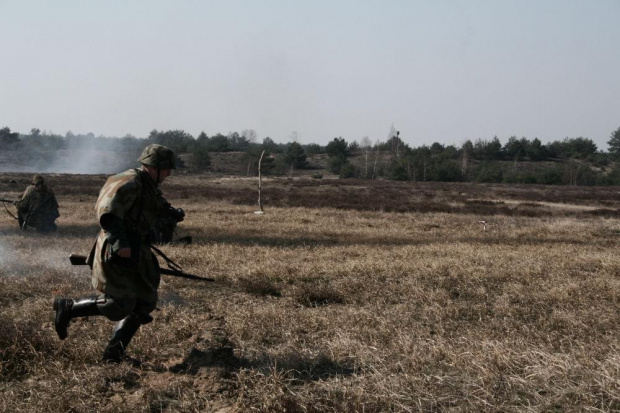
[91,168,165,305]
[16,184,60,230]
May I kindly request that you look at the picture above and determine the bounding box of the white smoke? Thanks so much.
[0,133,141,174]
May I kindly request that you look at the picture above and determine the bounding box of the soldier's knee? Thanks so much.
[97,296,137,321]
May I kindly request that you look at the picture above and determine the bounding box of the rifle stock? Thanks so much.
[69,254,215,282]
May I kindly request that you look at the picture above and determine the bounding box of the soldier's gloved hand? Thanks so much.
[176,208,185,222]
[117,247,131,258]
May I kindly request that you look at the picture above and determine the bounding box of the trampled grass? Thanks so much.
[0,173,619,412]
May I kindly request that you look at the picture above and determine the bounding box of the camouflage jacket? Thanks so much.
[16,184,60,229]
[91,168,167,302]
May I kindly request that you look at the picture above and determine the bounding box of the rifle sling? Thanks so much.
[150,244,183,273]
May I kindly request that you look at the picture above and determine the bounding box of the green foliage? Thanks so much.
[148,129,194,153]
[390,164,408,181]
[339,162,357,179]
[348,140,360,153]
[304,143,323,156]
[547,137,597,159]
[431,160,463,182]
[538,168,563,185]
[474,162,504,183]
[190,143,211,171]
[284,142,308,170]
[0,127,20,148]
[473,136,503,160]
[227,132,252,151]
[4,123,620,187]
[326,137,350,160]
[328,156,346,174]
[206,133,230,152]
[607,127,620,159]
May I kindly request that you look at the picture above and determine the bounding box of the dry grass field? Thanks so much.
[1,172,619,412]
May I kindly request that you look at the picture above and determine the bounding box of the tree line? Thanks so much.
[2,126,620,185]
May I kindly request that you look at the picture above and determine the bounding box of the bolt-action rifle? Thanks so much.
[69,254,215,282]
[0,198,18,221]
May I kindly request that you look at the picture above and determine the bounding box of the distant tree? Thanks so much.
[241,129,258,144]
[0,127,20,147]
[526,138,547,161]
[390,163,408,181]
[190,143,211,171]
[289,131,300,142]
[430,142,444,156]
[304,143,323,156]
[348,140,360,153]
[475,162,503,183]
[385,130,405,160]
[504,136,528,161]
[432,160,463,182]
[228,131,252,151]
[283,141,308,173]
[547,137,597,159]
[473,136,503,160]
[566,137,597,159]
[30,128,41,137]
[148,129,194,153]
[371,139,384,179]
[607,127,620,159]
[326,137,350,160]
[261,137,281,153]
[443,145,459,159]
[359,136,372,179]
[339,162,357,179]
[207,133,230,152]
[461,140,474,178]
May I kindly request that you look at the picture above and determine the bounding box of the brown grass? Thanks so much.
[0,173,619,412]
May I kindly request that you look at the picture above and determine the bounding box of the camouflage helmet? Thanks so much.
[138,144,177,169]
[32,175,44,185]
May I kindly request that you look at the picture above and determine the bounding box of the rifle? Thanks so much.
[0,198,18,221]
[69,254,215,282]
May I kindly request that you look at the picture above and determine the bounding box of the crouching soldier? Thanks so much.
[53,144,176,364]
[16,175,60,232]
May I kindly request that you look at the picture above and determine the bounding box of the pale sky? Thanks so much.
[1,0,619,148]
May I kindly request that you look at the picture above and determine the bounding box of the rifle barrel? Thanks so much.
[68,254,214,282]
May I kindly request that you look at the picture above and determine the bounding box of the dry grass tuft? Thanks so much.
[238,276,282,297]
[0,316,56,380]
[292,282,346,307]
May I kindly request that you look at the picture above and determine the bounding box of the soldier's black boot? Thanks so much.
[102,315,142,365]
[53,297,102,340]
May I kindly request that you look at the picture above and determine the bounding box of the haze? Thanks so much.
[1,0,618,148]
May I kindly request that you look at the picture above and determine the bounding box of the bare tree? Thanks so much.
[372,139,382,179]
[256,150,266,213]
[241,129,258,144]
[359,136,372,179]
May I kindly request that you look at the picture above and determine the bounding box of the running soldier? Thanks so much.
[15,175,60,232]
[53,144,176,364]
